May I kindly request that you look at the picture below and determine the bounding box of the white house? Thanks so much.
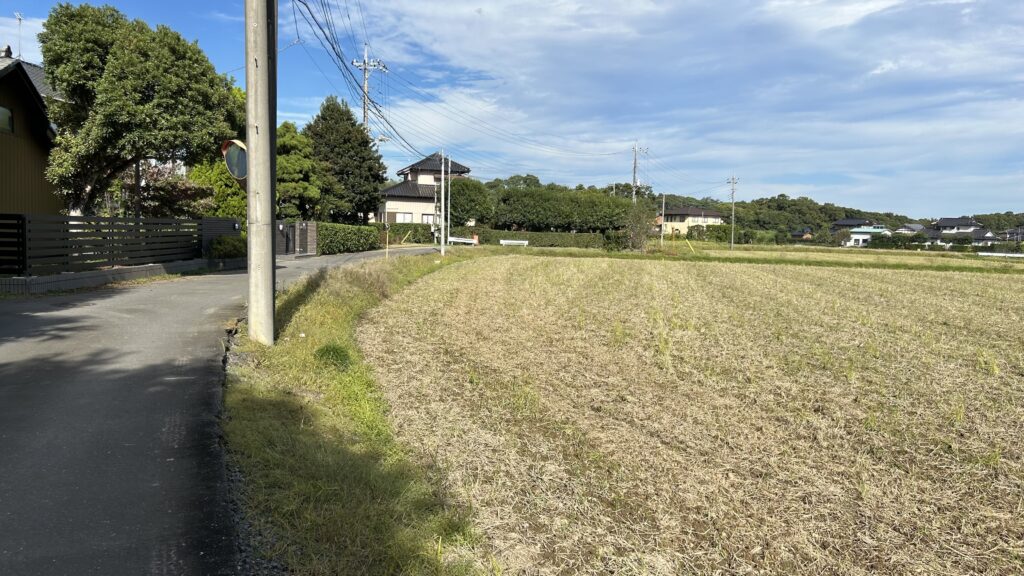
[922,218,998,247]
[843,226,891,247]
[374,153,470,225]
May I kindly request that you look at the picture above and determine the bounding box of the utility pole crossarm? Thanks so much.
[352,43,387,132]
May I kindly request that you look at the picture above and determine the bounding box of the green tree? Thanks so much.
[449,178,493,226]
[276,122,320,220]
[303,96,385,223]
[39,3,235,212]
[190,160,246,224]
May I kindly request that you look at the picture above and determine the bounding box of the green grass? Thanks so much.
[224,251,491,575]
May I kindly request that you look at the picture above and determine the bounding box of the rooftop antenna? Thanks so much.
[13,12,23,60]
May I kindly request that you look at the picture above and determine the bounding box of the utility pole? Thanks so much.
[245,0,277,346]
[728,176,738,251]
[14,12,23,60]
[660,191,666,248]
[440,150,446,257]
[446,156,452,234]
[631,141,638,204]
[352,43,386,132]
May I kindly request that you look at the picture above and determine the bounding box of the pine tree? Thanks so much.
[276,122,320,220]
[303,96,386,223]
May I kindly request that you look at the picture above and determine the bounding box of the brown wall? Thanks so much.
[0,78,63,214]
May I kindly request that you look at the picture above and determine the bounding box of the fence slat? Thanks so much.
[15,215,202,276]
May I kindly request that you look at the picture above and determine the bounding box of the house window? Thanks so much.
[396,212,413,223]
[0,106,11,133]
[422,214,435,224]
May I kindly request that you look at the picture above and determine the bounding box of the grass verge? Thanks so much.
[223,251,487,575]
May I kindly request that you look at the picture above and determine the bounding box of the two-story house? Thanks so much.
[660,206,724,236]
[0,46,63,213]
[923,217,997,247]
[375,153,470,225]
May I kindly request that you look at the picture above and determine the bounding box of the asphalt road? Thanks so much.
[0,247,434,576]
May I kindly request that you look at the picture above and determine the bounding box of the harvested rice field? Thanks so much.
[357,255,1024,575]
[701,248,1024,271]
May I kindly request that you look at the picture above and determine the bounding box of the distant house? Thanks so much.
[922,217,997,247]
[790,228,814,242]
[0,46,63,214]
[843,226,891,247]
[832,218,873,232]
[894,223,925,235]
[375,152,470,225]
[660,206,724,236]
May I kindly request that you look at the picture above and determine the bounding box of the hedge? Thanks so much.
[317,223,381,254]
[210,235,246,259]
[450,226,605,249]
[372,223,434,244]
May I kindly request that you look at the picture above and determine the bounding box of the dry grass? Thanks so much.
[357,255,1024,575]
[701,248,1024,271]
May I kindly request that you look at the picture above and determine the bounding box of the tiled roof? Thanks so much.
[833,218,873,227]
[0,57,59,100]
[664,206,724,218]
[934,217,979,228]
[381,180,437,199]
[396,152,471,176]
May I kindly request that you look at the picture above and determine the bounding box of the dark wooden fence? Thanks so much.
[0,214,27,275]
[0,214,203,276]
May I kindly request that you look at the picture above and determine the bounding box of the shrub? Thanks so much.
[210,235,246,259]
[372,223,434,244]
[318,223,381,254]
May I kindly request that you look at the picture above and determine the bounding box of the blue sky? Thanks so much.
[1,0,1022,217]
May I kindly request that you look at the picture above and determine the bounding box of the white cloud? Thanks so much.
[0,15,44,64]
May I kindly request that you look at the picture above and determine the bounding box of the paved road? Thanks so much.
[0,248,434,576]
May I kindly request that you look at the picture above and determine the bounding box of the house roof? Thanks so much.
[665,206,724,218]
[849,227,890,234]
[934,217,979,228]
[380,179,437,200]
[833,218,873,227]
[396,152,471,176]
[0,57,55,143]
[0,56,59,101]
[897,223,925,231]
[923,228,994,240]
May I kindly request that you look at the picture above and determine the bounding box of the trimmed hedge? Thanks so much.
[372,223,434,244]
[210,235,246,259]
[451,226,605,249]
[317,223,381,254]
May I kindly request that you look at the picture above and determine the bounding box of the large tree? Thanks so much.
[39,3,235,213]
[303,96,385,223]
[449,178,494,226]
[276,122,320,220]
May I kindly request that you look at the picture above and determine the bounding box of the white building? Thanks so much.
[843,226,891,247]
[374,153,470,225]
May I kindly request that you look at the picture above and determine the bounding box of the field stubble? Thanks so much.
[357,255,1024,575]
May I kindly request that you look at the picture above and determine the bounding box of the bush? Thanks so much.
[318,223,381,254]
[450,226,606,249]
[372,223,434,244]
[210,235,246,259]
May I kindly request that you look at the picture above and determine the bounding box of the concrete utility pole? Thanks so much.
[728,175,738,251]
[440,150,446,257]
[352,43,386,132]
[660,191,666,248]
[446,156,452,235]
[245,0,277,346]
[631,141,638,204]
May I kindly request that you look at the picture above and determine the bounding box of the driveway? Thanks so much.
[0,247,434,575]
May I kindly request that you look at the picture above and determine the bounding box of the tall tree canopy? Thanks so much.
[276,122,320,220]
[39,3,235,212]
[303,97,385,223]
[449,178,494,226]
